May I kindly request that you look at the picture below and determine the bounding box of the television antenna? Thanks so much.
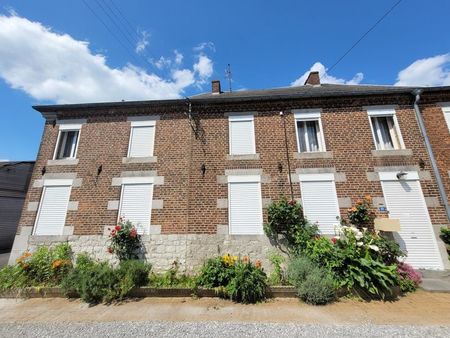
[225,64,232,92]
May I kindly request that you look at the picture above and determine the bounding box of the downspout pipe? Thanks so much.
[412,89,450,223]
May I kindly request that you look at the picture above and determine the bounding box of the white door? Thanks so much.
[299,173,340,235]
[381,173,444,270]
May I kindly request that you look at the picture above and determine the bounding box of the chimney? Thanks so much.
[304,71,320,86]
[211,80,221,94]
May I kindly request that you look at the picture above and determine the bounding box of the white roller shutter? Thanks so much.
[443,110,450,132]
[229,115,255,155]
[119,183,153,234]
[229,180,263,235]
[128,126,155,157]
[299,174,340,235]
[381,176,444,270]
[34,185,71,235]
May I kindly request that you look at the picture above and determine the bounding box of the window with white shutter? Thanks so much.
[367,107,404,150]
[34,180,72,235]
[118,182,153,234]
[299,173,340,235]
[442,106,450,132]
[127,120,156,158]
[229,115,256,155]
[53,120,84,160]
[228,175,263,234]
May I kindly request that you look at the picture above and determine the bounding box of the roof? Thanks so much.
[32,83,450,113]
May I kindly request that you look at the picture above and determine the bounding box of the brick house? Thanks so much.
[9,72,450,271]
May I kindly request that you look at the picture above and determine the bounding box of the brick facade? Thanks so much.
[10,86,450,270]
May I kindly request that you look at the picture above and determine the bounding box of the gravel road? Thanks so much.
[0,322,449,338]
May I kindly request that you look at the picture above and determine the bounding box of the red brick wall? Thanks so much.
[17,93,450,236]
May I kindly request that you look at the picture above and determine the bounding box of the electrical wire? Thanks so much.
[323,0,403,78]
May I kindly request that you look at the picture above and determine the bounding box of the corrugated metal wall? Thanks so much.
[0,162,34,252]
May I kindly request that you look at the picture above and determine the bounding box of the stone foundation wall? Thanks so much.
[16,231,282,273]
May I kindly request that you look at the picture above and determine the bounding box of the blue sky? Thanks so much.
[0,0,449,161]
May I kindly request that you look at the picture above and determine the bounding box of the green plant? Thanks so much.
[440,227,450,245]
[372,235,405,265]
[267,251,285,285]
[397,262,422,293]
[107,219,142,261]
[226,259,267,304]
[264,198,318,254]
[196,255,236,288]
[297,268,336,305]
[286,256,318,287]
[346,195,374,228]
[0,265,28,291]
[115,260,151,298]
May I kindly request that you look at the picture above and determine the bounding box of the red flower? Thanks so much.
[130,228,137,238]
[115,225,121,231]
[255,260,262,269]
[331,237,337,244]
[242,256,249,263]
[107,247,113,254]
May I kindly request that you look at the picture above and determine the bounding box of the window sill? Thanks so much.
[47,158,79,166]
[293,151,333,159]
[227,154,260,160]
[122,156,157,164]
[371,149,413,157]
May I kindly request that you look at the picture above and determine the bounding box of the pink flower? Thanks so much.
[331,237,337,244]
[130,228,137,238]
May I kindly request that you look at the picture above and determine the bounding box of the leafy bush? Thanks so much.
[226,258,267,304]
[397,262,422,293]
[267,251,285,286]
[196,255,236,288]
[107,219,142,261]
[0,265,28,291]
[264,198,318,254]
[346,195,374,228]
[286,256,317,287]
[61,254,151,304]
[148,260,196,288]
[297,268,336,305]
[440,227,450,245]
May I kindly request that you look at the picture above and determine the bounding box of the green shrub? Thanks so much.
[440,227,450,245]
[61,254,151,304]
[297,268,336,305]
[148,261,195,288]
[267,251,285,286]
[196,256,235,288]
[286,256,317,287]
[226,260,267,304]
[264,198,318,254]
[0,265,28,291]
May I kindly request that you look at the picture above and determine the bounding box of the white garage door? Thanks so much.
[380,172,444,270]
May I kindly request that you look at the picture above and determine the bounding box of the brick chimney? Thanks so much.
[304,71,320,86]
[211,80,221,94]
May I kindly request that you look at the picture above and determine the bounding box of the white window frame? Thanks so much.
[53,120,84,160]
[294,109,326,153]
[228,114,256,155]
[367,107,405,150]
[33,178,73,235]
[227,175,263,235]
[441,105,450,132]
[117,176,155,234]
[127,119,157,158]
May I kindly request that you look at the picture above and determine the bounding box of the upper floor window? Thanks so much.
[127,120,156,158]
[442,105,450,132]
[367,107,404,150]
[228,114,256,155]
[294,109,326,153]
[53,120,84,160]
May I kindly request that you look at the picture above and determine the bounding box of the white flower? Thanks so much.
[334,236,340,240]
[357,242,363,247]
[369,245,380,252]
[355,231,363,240]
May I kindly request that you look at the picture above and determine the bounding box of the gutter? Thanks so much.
[412,89,450,222]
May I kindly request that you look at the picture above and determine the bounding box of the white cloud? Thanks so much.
[174,50,183,65]
[291,62,364,86]
[193,41,216,53]
[0,14,214,103]
[395,54,450,86]
[135,30,150,54]
[153,56,172,70]
[193,54,213,83]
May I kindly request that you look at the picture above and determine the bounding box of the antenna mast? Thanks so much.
[225,64,232,92]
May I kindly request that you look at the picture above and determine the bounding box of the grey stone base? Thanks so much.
[13,234,282,274]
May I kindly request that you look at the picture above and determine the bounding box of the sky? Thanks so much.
[0,0,449,161]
